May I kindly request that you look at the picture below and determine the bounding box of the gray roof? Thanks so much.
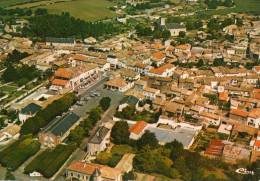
[89,126,110,144]
[166,23,185,30]
[44,112,80,137]
[46,37,75,44]
[20,103,41,115]
[148,126,197,148]
[120,96,139,106]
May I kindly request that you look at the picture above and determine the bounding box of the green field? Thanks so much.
[3,0,116,21]
[198,0,260,17]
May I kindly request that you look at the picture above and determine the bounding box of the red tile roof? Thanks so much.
[149,63,174,75]
[230,109,249,118]
[204,139,224,157]
[248,108,260,119]
[129,121,147,135]
[254,140,260,147]
[52,79,68,86]
[54,68,73,79]
[151,51,165,61]
[105,78,127,88]
[67,161,121,179]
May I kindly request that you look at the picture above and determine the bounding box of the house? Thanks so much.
[104,78,132,92]
[129,121,148,140]
[164,101,184,116]
[143,87,160,100]
[118,68,140,81]
[88,126,111,155]
[229,109,249,123]
[148,63,175,77]
[253,131,260,152]
[66,161,122,181]
[18,103,42,123]
[46,37,76,47]
[151,51,166,67]
[39,112,80,148]
[134,63,151,75]
[253,66,260,74]
[134,79,147,92]
[166,23,186,37]
[247,108,260,128]
[175,44,191,54]
[51,64,100,91]
[199,111,221,126]
[0,124,21,143]
[107,55,119,69]
[118,96,139,112]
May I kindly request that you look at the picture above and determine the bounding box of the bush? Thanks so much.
[24,144,76,178]
[0,135,40,171]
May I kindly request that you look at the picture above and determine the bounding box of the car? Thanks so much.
[76,102,83,106]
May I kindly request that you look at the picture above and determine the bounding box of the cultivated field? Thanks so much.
[1,0,116,21]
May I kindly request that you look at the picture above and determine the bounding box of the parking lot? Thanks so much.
[72,80,124,118]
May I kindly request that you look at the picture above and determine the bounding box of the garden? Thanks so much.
[24,144,76,178]
[0,135,40,171]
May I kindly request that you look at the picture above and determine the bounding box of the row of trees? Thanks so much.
[22,12,122,39]
[2,64,41,86]
[67,97,111,146]
[205,0,234,9]
[21,93,77,135]
[135,24,171,40]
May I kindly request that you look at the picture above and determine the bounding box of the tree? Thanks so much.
[5,170,15,180]
[99,97,111,111]
[162,30,171,39]
[213,58,226,66]
[111,121,130,144]
[34,8,48,16]
[137,130,158,149]
[166,140,184,161]
[88,107,102,125]
[196,59,204,67]
[178,31,186,38]
[123,171,136,181]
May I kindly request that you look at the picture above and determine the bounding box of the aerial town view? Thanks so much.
[0,0,259,180]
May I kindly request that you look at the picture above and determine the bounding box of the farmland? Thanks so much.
[1,0,116,21]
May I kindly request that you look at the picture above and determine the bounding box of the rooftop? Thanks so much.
[20,103,41,115]
[44,112,80,137]
[147,126,197,148]
[89,126,110,144]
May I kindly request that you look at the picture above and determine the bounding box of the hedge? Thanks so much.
[24,144,76,178]
[0,135,40,171]
[21,93,77,135]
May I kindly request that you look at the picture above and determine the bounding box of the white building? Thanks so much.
[88,126,111,155]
